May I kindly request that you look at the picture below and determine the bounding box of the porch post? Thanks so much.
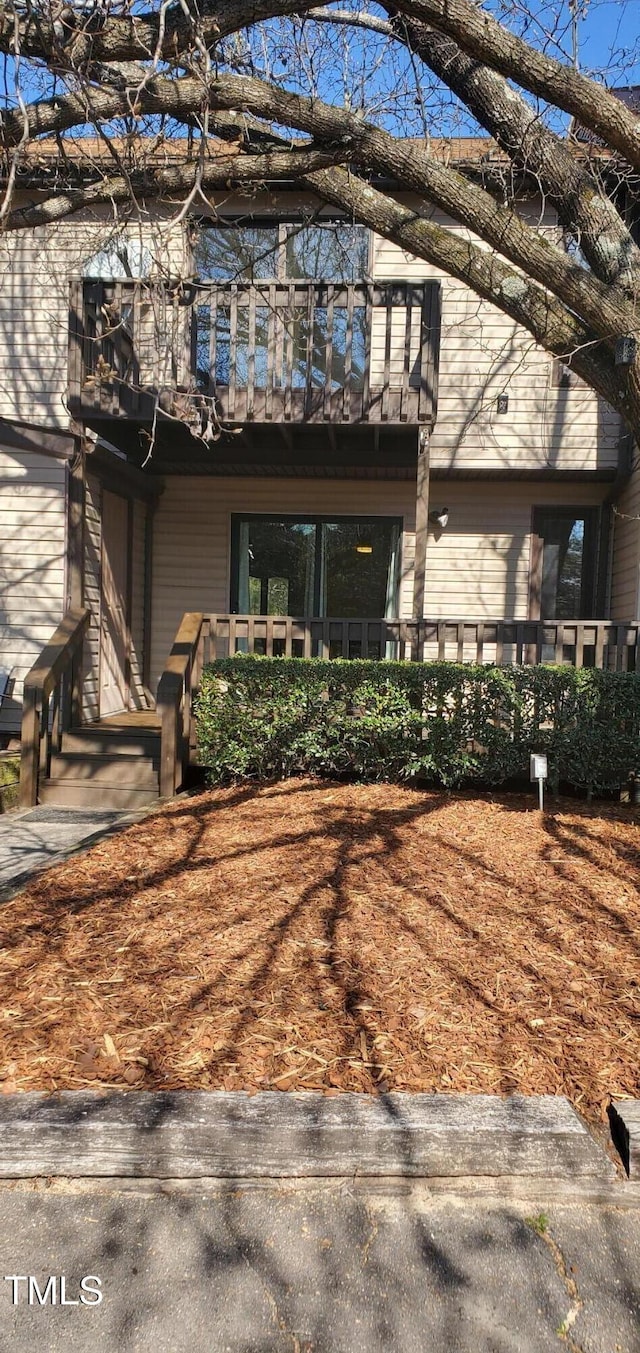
[66,436,86,727]
[412,427,430,619]
[66,436,86,610]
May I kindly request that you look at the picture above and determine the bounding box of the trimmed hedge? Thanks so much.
[195,657,640,795]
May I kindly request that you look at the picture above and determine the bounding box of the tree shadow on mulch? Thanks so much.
[0,780,638,1126]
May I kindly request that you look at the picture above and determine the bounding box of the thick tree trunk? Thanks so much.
[391,18,640,294]
[391,0,640,171]
[304,167,640,442]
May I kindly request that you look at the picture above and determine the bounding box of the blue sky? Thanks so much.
[576,0,640,83]
[1,0,639,140]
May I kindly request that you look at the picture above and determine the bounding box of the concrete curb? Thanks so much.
[0,1090,616,1181]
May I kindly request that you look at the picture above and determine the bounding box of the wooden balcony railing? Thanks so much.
[68,277,441,426]
[206,615,640,669]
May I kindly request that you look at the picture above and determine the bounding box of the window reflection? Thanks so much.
[195,222,370,393]
[234,517,401,619]
[194,222,369,283]
[534,509,596,620]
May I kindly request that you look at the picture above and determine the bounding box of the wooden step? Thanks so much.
[39,781,159,810]
[61,730,160,757]
[48,754,159,789]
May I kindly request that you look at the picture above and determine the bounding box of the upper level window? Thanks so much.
[194,221,369,282]
[195,224,279,281]
[83,236,151,279]
[550,357,582,389]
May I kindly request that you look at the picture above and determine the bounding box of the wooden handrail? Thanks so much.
[19,606,91,808]
[206,614,640,670]
[157,612,207,798]
[152,611,638,800]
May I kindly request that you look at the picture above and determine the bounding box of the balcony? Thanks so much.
[68,277,440,428]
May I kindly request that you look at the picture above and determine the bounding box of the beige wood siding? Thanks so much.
[371,214,621,476]
[0,445,66,735]
[150,475,608,688]
[150,477,416,687]
[0,213,187,428]
[425,482,605,620]
[130,498,149,707]
[611,469,640,620]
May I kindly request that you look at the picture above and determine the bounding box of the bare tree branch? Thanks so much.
[387,16,640,293]
[6,66,638,346]
[4,146,350,228]
[390,0,640,171]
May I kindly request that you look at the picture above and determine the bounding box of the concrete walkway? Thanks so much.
[0,807,142,897]
[0,1179,638,1351]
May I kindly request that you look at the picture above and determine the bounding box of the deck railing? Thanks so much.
[156,611,638,797]
[195,280,439,423]
[68,278,440,426]
[206,615,640,669]
[157,611,208,797]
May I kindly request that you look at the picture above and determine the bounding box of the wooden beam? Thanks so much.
[142,501,155,697]
[0,1090,614,1180]
[88,441,164,502]
[412,429,430,619]
[66,444,85,610]
[0,416,75,460]
[124,497,135,710]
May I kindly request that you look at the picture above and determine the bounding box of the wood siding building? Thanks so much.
[0,171,637,803]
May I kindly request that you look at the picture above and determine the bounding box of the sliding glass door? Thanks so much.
[232,516,402,618]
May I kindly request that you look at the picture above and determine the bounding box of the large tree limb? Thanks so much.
[388,16,640,294]
[7,69,639,341]
[304,166,640,428]
[4,0,639,173]
[0,0,316,67]
[4,147,350,228]
[389,0,640,172]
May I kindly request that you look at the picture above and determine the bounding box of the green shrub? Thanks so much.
[0,755,19,813]
[195,657,640,795]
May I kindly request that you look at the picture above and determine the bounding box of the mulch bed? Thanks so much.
[0,781,638,1127]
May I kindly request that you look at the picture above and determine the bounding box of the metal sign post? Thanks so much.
[530,752,548,811]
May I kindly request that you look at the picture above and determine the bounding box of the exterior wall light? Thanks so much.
[615,336,637,366]
[429,508,449,530]
[496,394,509,414]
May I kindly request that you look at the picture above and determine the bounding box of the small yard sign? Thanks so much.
[530,752,548,810]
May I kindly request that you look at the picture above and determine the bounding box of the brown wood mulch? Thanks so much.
[0,781,638,1127]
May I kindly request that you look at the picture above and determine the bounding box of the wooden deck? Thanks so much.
[88,711,160,732]
[68,278,441,427]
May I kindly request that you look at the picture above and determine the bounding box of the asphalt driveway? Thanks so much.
[0,1181,638,1352]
